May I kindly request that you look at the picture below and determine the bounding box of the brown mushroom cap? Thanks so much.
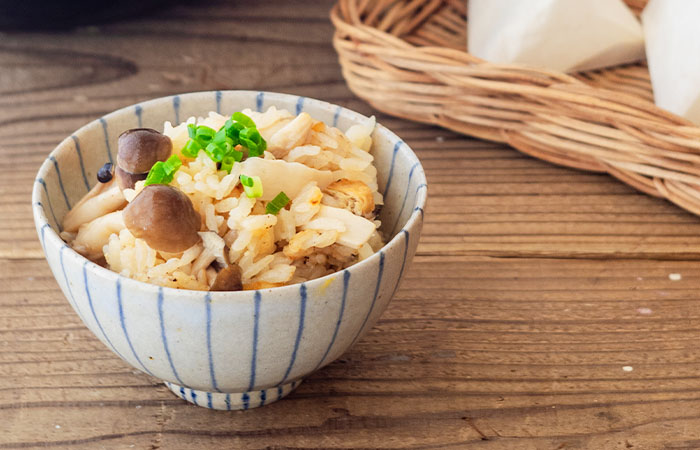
[117,128,172,174]
[115,166,148,190]
[123,185,201,253]
[210,264,243,291]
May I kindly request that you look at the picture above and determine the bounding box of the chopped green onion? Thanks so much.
[181,139,202,158]
[240,128,266,157]
[220,156,235,174]
[232,112,256,128]
[222,112,266,157]
[212,128,229,145]
[144,162,166,186]
[163,154,182,174]
[239,174,254,187]
[195,125,216,143]
[230,148,244,162]
[265,191,290,215]
[205,142,226,162]
[240,174,263,198]
[144,155,182,186]
[182,112,265,169]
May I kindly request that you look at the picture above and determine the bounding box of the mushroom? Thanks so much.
[62,178,126,233]
[191,231,228,274]
[72,211,126,260]
[191,231,244,292]
[115,128,172,190]
[123,184,201,253]
[210,264,243,291]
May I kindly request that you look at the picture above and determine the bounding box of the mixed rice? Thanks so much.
[61,107,384,291]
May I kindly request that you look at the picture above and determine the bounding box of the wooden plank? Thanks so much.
[3,257,700,448]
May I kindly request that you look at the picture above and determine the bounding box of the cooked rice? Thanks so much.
[68,107,384,291]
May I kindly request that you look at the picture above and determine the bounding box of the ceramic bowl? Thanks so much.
[32,91,427,410]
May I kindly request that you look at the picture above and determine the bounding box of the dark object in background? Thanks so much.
[0,0,174,30]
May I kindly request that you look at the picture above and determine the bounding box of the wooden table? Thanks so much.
[4,1,700,448]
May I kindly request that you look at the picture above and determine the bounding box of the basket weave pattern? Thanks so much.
[331,0,700,216]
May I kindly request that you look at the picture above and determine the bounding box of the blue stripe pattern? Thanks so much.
[295,97,305,115]
[190,388,198,406]
[205,293,220,392]
[278,283,307,385]
[83,262,125,360]
[48,156,71,210]
[391,161,421,234]
[388,231,410,302]
[158,287,184,385]
[59,246,87,324]
[413,206,424,220]
[35,178,59,230]
[247,291,262,392]
[99,118,113,164]
[70,135,90,191]
[207,392,213,409]
[333,105,342,127]
[215,91,222,114]
[180,386,186,400]
[413,184,427,221]
[173,96,181,124]
[256,92,264,112]
[242,392,250,410]
[277,386,283,400]
[314,271,351,370]
[260,389,267,406]
[39,222,49,254]
[134,105,143,127]
[382,141,402,197]
[117,278,154,376]
[225,393,231,410]
[350,251,385,347]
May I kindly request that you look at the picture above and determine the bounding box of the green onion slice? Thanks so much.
[195,125,216,143]
[231,112,256,128]
[231,148,244,162]
[144,155,182,186]
[181,139,202,158]
[220,156,235,174]
[240,174,263,198]
[163,154,182,173]
[144,162,166,186]
[265,191,290,215]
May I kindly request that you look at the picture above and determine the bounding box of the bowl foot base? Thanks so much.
[164,379,302,410]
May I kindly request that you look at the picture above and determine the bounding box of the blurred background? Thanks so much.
[0,0,177,29]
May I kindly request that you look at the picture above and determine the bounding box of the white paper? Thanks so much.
[642,0,700,125]
[468,0,645,73]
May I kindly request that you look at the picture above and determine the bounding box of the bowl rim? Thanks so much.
[32,90,428,301]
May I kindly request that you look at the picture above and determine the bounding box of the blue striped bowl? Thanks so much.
[32,91,427,410]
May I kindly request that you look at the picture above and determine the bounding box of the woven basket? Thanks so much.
[331,0,700,216]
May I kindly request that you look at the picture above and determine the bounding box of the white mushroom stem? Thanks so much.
[191,231,227,274]
[267,112,313,157]
[301,205,376,249]
[72,211,126,260]
[63,180,126,233]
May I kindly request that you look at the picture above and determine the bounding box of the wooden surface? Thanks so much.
[3,1,700,449]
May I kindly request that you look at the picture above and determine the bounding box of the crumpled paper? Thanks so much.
[642,0,700,125]
[467,0,645,73]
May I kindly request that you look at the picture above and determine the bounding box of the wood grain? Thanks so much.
[3,0,700,448]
